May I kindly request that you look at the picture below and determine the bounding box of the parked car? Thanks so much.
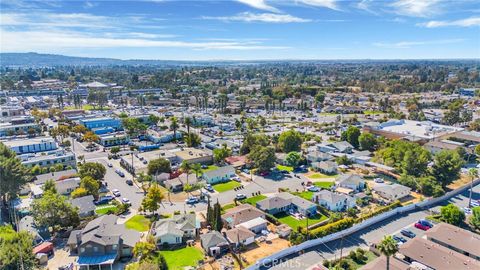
[125,179,133,186]
[107,163,113,168]
[470,201,479,207]
[414,222,430,231]
[236,194,247,200]
[94,196,114,205]
[307,186,320,192]
[185,197,199,204]
[400,229,416,238]
[205,184,214,192]
[115,169,125,177]
[393,235,407,244]
[122,198,131,205]
[418,219,433,228]
[201,165,208,169]
[232,176,241,182]
[463,207,473,215]
[112,189,121,197]
[374,178,384,183]
[58,263,74,270]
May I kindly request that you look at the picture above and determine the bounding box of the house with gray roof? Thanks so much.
[372,183,411,201]
[311,161,338,174]
[33,169,77,185]
[69,195,96,218]
[202,165,236,184]
[256,192,317,217]
[67,215,141,268]
[335,174,365,192]
[18,215,50,245]
[312,190,356,212]
[151,214,197,246]
[221,204,266,229]
[318,141,353,154]
[200,231,229,257]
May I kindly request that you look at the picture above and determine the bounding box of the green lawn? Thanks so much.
[337,251,378,270]
[313,182,335,189]
[276,165,294,172]
[309,173,337,179]
[160,247,204,270]
[241,195,267,206]
[202,165,219,173]
[275,212,327,230]
[292,191,314,201]
[124,215,151,232]
[363,110,383,115]
[95,205,118,215]
[64,105,111,111]
[213,180,241,193]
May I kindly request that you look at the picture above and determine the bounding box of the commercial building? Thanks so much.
[98,132,130,147]
[79,117,122,131]
[18,149,76,168]
[0,122,41,137]
[3,138,58,154]
[174,148,213,165]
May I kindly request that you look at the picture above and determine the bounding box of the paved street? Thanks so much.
[265,182,480,269]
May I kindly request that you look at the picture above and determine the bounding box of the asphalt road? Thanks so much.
[266,182,480,269]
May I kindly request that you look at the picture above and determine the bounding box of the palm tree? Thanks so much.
[180,161,192,186]
[170,116,179,141]
[468,168,478,207]
[377,235,398,270]
[184,117,192,135]
[191,163,202,178]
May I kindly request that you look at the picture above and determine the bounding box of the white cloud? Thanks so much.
[373,38,465,49]
[391,0,441,17]
[0,12,114,29]
[203,12,311,23]
[236,0,280,13]
[418,17,480,28]
[298,0,339,11]
[0,29,289,51]
[356,0,378,15]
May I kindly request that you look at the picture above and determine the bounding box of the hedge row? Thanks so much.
[305,217,355,238]
[356,200,402,222]
[266,213,281,226]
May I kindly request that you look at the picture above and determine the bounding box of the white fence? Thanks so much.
[248,178,480,270]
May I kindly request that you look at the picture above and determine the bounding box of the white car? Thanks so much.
[107,163,113,168]
[463,207,472,215]
[122,198,131,205]
[236,194,247,200]
[112,189,121,197]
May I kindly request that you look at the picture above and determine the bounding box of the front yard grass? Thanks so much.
[342,250,377,269]
[292,191,314,201]
[313,181,334,189]
[276,165,294,172]
[202,165,219,173]
[309,172,337,179]
[213,180,241,193]
[124,215,151,232]
[95,205,117,215]
[274,212,327,230]
[241,195,267,206]
[160,247,204,270]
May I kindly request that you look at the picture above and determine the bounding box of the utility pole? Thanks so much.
[237,233,243,269]
[339,235,344,263]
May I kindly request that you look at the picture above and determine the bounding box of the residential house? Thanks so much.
[200,231,229,257]
[203,165,236,184]
[152,214,197,246]
[335,174,365,193]
[164,173,198,192]
[224,226,255,247]
[372,183,411,201]
[174,148,213,165]
[256,192,317,217]
[54,177,81,195]
[67,215,141,268]
[222,204,266,229]
[18,215,50,245]
[306,150,332,163]
[319,141,353,154]
[34,169,77,185]
[235,217,268,234]
[70,195,96,218]
[312,190,356,212]
[311,161,338,174]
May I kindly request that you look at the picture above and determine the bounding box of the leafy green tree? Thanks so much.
[336,155,352,165]
[377,235,398,270]
[79,162,106,180]
[213,144,232,164]
[70,187,89,199]
[0,225,36,270]
[278,130,302,153]
[248,146,275,172]
[148,114,160,126]
[285,151,302,167]
[191,163,203,178]
[315,91,326,105]
[184,132,201,147]
[469,206,480,231]
[375,140,431,177]
[133,241,156,261]
[80,176,100,199]
[0,142,29,206]
[82,131,99,145]
[147,158,171,175]
[240,133,269,154]
[431,150,464,187]
[140,184,165,215]
[341,126,361,149]
[110,146,121,154]
[475,144,480,157]
[358,133,377,151]
[43,179,57,193]
[440,203,465,226]
[31,191,80,233]
[213,200,223,231]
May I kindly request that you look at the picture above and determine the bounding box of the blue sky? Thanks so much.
[1,0,479,60]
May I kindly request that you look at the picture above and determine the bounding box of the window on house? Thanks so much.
[112,244,118,250]
[93,246,98,252]
[80,247,85,253]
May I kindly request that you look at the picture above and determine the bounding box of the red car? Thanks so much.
[414,222,430,231]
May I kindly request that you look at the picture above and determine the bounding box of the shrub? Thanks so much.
[265,213,280,225]
[356,201,401,222]
[307,217,355,238]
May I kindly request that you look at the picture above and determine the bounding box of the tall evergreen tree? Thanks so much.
[213,200,223,232]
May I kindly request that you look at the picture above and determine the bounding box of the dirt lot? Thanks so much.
[241,238,291,268]
[447,174,472,190]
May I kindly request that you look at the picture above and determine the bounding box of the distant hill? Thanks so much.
[0,52,237,67]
